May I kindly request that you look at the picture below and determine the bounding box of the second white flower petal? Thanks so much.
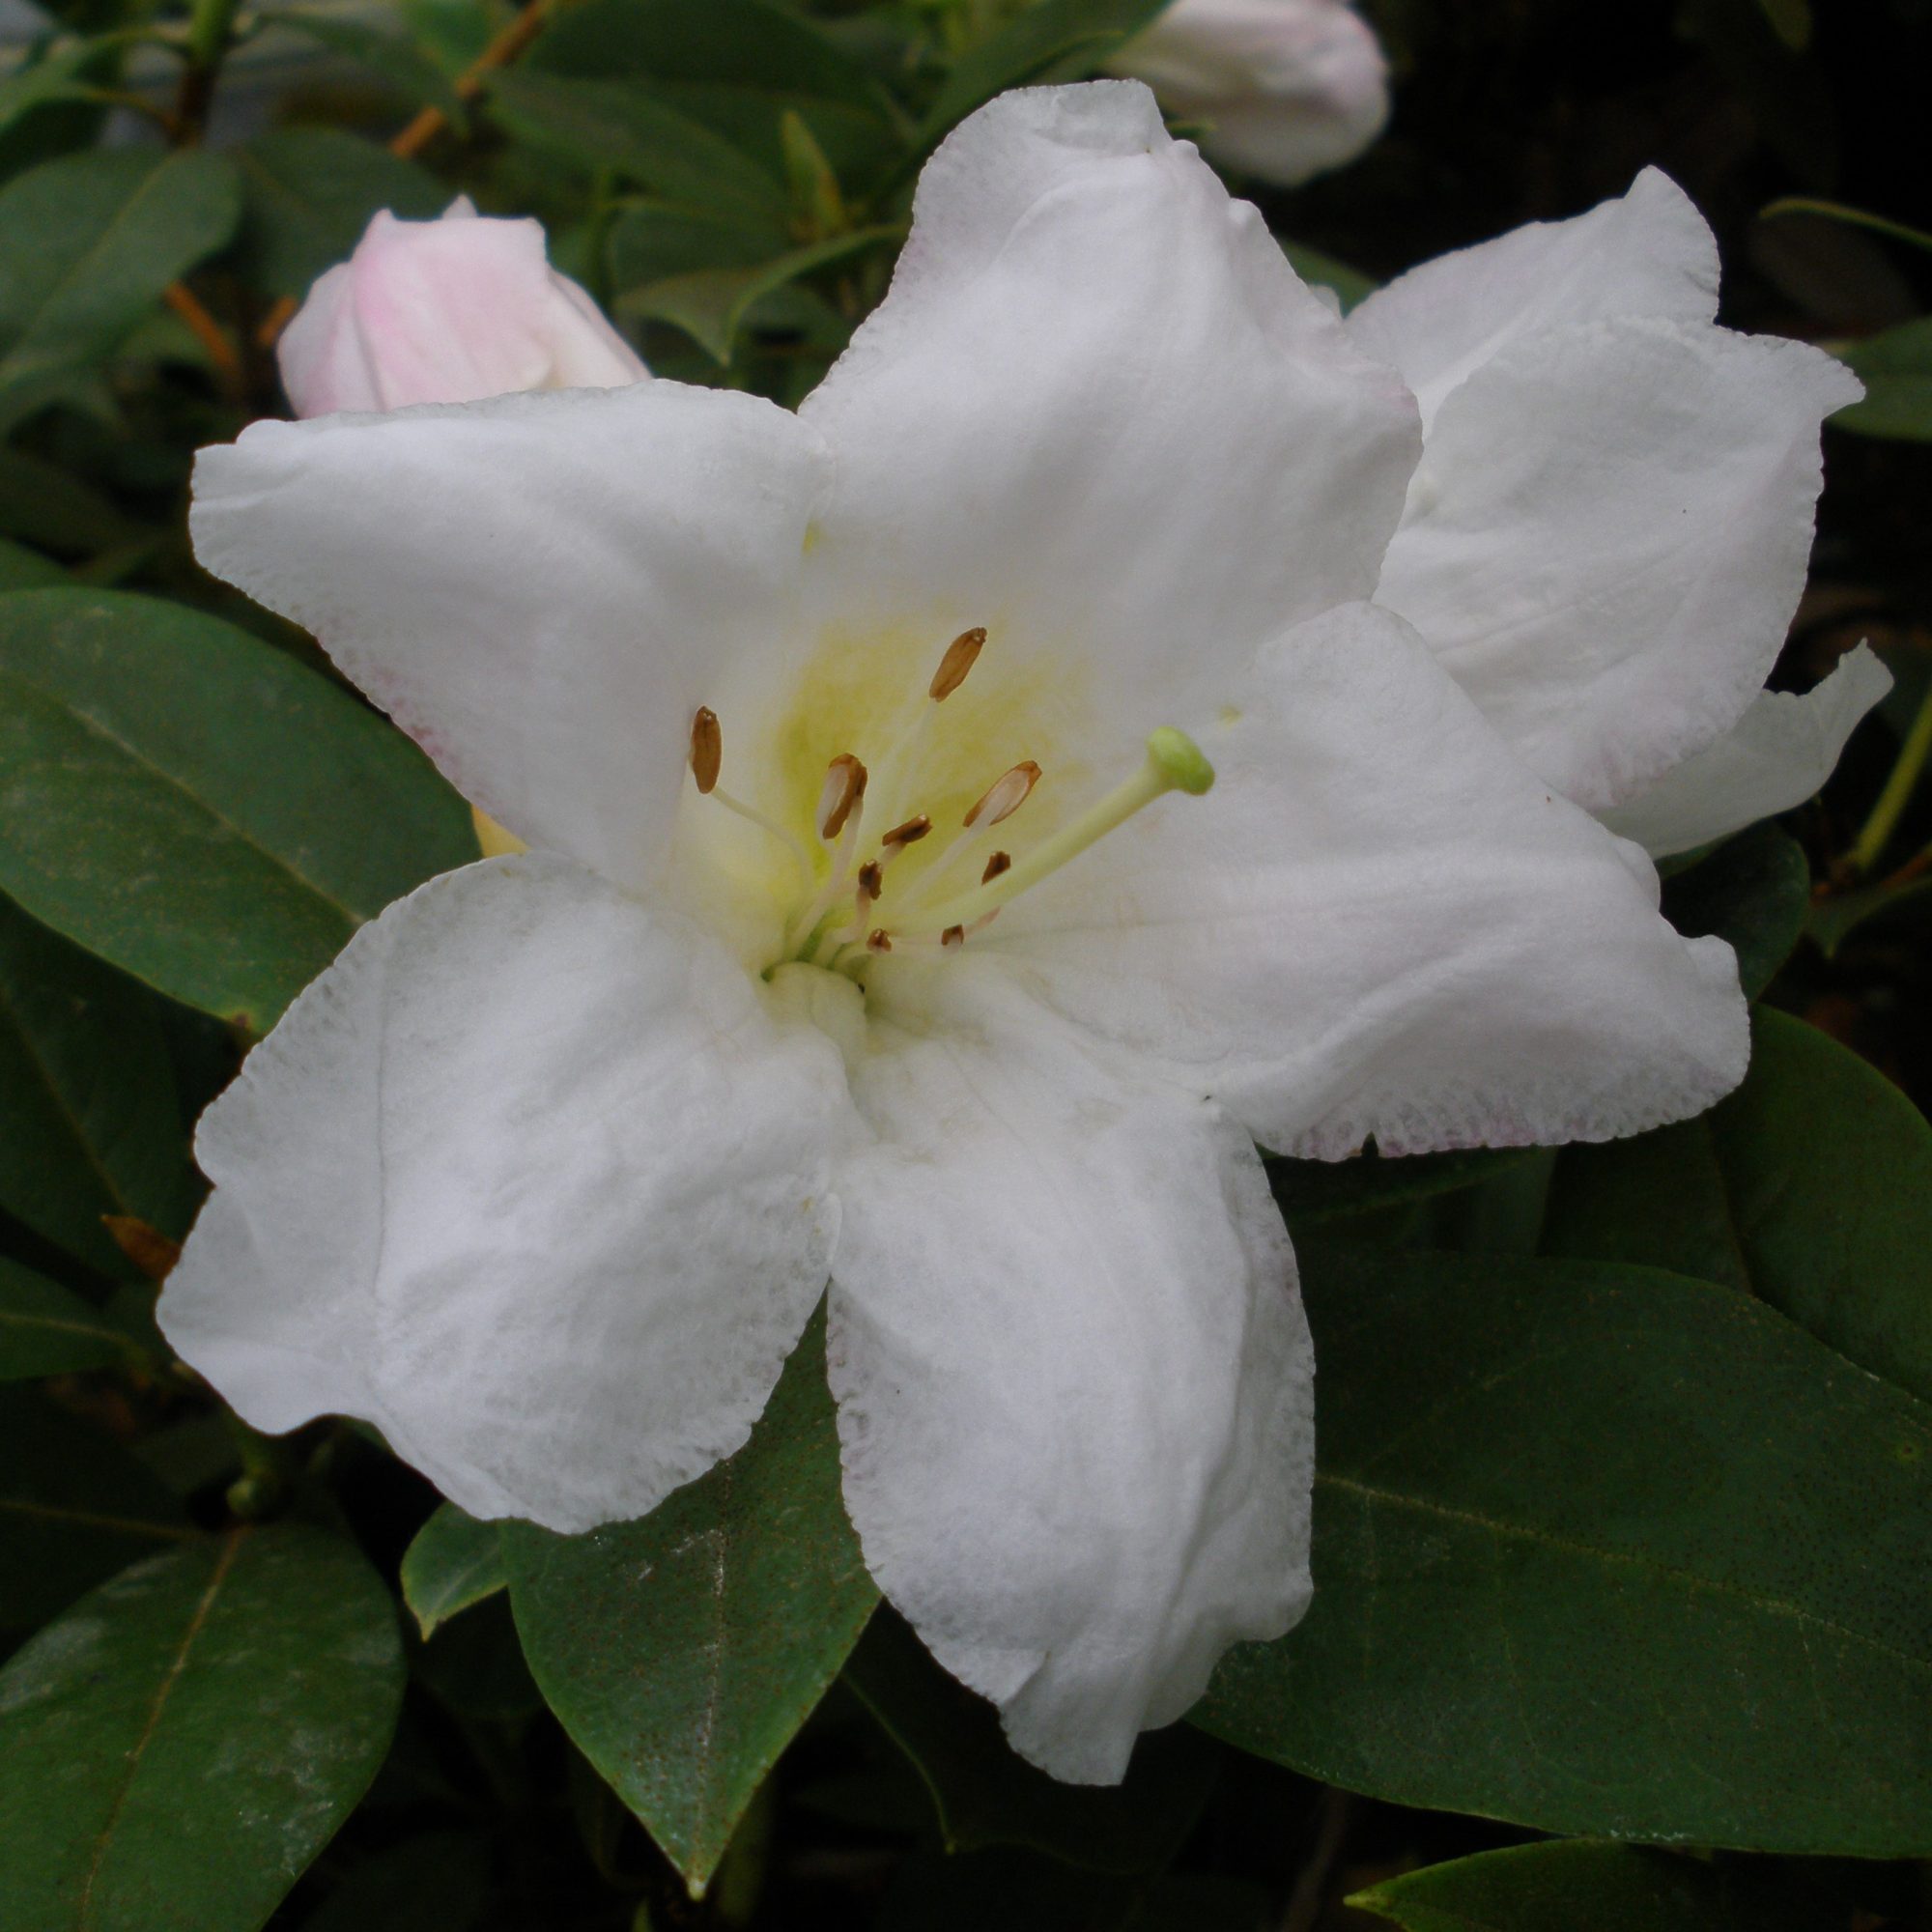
[828,972,1312,1785]
[160,853,855,1534]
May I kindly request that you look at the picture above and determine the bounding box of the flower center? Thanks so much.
[688,627,1214,982]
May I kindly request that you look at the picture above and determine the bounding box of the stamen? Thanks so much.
[929,627,987,700]
[903,729,1214,938]
[981,850,1010,884]
[965,760,1040,829]
[867,928,892,952]
[883,815,931,850]
[941,924,964,951]
[817,753,867,840]
[689,707,722,793]
[857,860,884,901]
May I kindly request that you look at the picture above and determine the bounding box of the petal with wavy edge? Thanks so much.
[798,81,1417,730]
[158,853,854,1534]
[828,972,1311,1783]
[1604,643,1892,858]
[191,382,828,894]
[1347,167,1719,428]
[949,600,1748,1161]
[1374,315,1861,812]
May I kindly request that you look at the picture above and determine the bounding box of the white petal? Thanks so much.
[158,854,854,1534]
[1603,643,1893,858]
[191,382,827,893]
[963,601,1748,1160]
[1375,315,1861,811]
[829,975,1311,1783]
[799,81,1417,724]
[1347,167,1719,428]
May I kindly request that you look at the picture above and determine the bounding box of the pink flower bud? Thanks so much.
[1112,0,1390,187]
[278,198,648,417]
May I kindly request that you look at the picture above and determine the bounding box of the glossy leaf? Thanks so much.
[1267,1145,1537,1231]
[1543,1008,1932,1401]
[1833,318,1932,440]
[1657,822,1810,1000]
[0,148,240,429]
[617,223,900,363]
[490,71,787,224]
[0,1524,404,1932]
[0,587,477,1031]
[528,0,902,183]
[844,1607,1219,1876]
[1194,1243,1932,1854]
[0,1256,144,1379]
[503,1318,877,1894]
[1352,1840,1823,1932]
[233,129,446,301]
[0,536,63,589]
[401,1501,506,1638]
[0,890,199,1276]
[277,13,469,126]
[0,1385,193,1633]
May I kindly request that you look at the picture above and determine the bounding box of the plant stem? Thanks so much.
[174,0,242,139]
[390,0,556,160]
[1850,679,1932,875]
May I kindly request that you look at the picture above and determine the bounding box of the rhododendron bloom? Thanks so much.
[1347,169,1887,857]
[1111,0,1388,185]
[163,83,1855,1783]
[278,197,646,416]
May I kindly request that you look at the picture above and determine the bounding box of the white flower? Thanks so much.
[162,83,1834,1784]
[1110,0,1389,186]
[1348,167,1889,858]
[278,197,647,417]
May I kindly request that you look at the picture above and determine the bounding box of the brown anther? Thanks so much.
[689,707,722,794]
[965,762,1040,829]
[883,814,931,849]
[980,850,1011,884]
[867,928,893,952]
[941,924,965,951]
[929,627,987,701]
[817,753,868,839]
[857,861,884,901]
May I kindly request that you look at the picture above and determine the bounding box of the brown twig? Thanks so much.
[165,280,245,391]
[390,0,556,160]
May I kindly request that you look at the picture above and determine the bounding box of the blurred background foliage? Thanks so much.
[2,0,1932,1927]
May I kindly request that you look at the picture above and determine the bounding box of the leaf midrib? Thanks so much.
[1319,1471,1927,1672]
[0,662,365,925]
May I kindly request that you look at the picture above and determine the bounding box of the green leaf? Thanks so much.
[0,1256,144,1379]
[1267,1146,1537,1231]
[1754,0,1812,50]
[1544,1008,1932,1401]
[490,71,787,225]
[0,148,241,431]
[1351,1840,1823,1932]
[0,446,140,556]
[503,1316,878,1894]
[1657,822,1810,1000]
[0,891,199,1276]
[0,587,477,1031]
[0,536,64,589]
[528,0,903,184]
[920,0,1170,146]
[1809,867,1932,954]
[1193,1243,1932,1854]
[617,224,899,363]
[0,1385,192,1633]
[276,13,469,126]
[401,1501,505,1638]
[0,1524,405,1932]
[1831,316,1932,440]
[233,129,446,301]
[1280,241,1378,310]
[0,37,115,143]
[844,1608,1219,1876]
